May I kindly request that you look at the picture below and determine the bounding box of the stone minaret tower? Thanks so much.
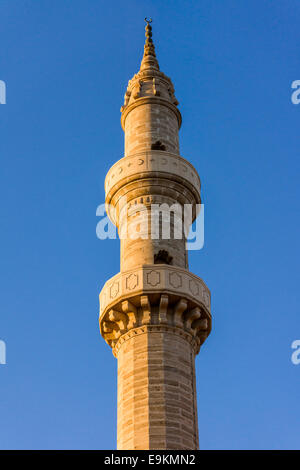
[99,20,211,450]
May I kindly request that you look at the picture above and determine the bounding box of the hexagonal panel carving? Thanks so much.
[126,273,138,290]
[203,291,210,309]
[146,270,160,287]
[169,272,182,289]
[110,282,119,299]
[189,279,199,297]
[100,266,211,323]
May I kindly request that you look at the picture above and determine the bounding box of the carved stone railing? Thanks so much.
[99,265,211,356]
[104,151,201,201]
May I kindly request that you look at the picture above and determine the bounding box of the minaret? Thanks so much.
[99,19,212,450]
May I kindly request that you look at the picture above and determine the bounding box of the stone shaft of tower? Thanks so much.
[99,20,211,450]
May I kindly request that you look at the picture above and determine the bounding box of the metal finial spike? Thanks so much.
[144,17,153,44]
[141,16,158,67]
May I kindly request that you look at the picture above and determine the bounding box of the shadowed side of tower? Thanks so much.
[99,20,211,450]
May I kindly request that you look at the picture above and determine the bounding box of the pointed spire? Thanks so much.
[140,18,160,71]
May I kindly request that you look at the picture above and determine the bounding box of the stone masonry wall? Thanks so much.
[116,326,199,450]
[124,103,180,156]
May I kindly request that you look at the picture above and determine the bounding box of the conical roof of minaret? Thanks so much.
[139,18,160,72]
[120,19,181,130]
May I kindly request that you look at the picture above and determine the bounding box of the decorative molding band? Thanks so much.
[104,150,201,201]
[112,324,201,357]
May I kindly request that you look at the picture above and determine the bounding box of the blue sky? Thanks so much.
[0,0,299,450]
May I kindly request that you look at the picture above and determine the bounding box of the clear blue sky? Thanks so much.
[0,0,299,450]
